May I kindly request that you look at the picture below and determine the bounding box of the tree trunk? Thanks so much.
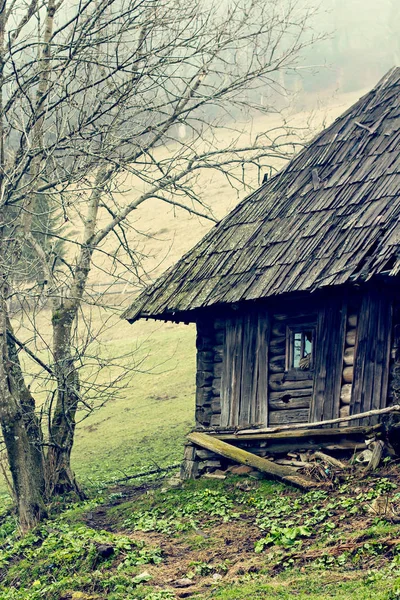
[6,320,46,486]
[46,308,84,498]
[0,298,46,530]
[1,411,47,530]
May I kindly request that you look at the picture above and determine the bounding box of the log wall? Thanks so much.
[184,285,396,480]
[194,286,395,449]
[267,310,316,425]
[338,309,359,425]
[388,296,400,406]
[195,318,224,428]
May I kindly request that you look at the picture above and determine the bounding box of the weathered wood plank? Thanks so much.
[269,374,313,392]
[269,408,309,425]
[269,389,312,400]
[237,404,399,434]
[351,290,393,424]
[239,314,257,426]
[310,298,347,423]
[269,354,285,373]
[252,312,270,426]
[269,397,311,411]
[187,432,321,489]
[214,423,381,441]
[220,319,237,426]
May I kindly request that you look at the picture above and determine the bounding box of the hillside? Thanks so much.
[1,464,400,599]
[2,86,400,600]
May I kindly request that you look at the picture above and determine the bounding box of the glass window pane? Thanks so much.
[293,332,302,368]
[304,331,313,358]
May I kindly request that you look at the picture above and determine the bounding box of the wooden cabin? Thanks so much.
[123,68,400,477]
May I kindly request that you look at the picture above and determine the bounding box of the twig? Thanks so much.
[105,463,180,484]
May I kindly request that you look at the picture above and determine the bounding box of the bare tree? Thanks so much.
[0,0,321,529]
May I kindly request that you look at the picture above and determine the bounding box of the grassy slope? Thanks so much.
[72,319,196,484]
[2,471,400,599]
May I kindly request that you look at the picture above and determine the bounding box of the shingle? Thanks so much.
[122,68,400,322]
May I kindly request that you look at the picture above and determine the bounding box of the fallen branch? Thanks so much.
[313,451,349,470]
[236,405,400,436]
[105,463,180,484]
[188,432,322,490]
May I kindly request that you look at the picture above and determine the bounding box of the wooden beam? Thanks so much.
[187,432,321,490]
[212,423,381,441]
[236,405,400,435]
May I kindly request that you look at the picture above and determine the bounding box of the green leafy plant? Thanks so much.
[255,525,312,553]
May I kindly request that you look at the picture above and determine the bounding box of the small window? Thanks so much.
[287,327,314,370]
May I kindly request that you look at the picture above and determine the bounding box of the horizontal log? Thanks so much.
[197,355,214,371]
[345,328,357,347]
[235,405,400,435]
[196,336,214,351]
[196,386,213,406]
[197,350,214,362]
[196,370,213,388]
[273,311,316,322]
[269,341,286,357]
[342,366,354,384]
[347,314,358,328]
[187,432,321,489]
[195,406,213,425]
[272,322,286,337]
[214,345,224,362]
[212,377,221,396]
[211,399,221,413]
[340,384,352,405]
[269,389,312,400]
[343,347,355,366]
[235,440,366,455]
[270,336,286,351]
[283,370,314,382]
[269,408,309,425]
[339,405,350,418]
[269,355,286,373]
[269,397,311,411]
[269,374,313,392]
[214,362,223,379]
[210,414,221,427]
[211,423,381,441]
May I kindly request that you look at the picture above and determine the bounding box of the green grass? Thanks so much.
[13,314,193,490]
[71,319,195,484]
[207,573,400,600]
[2,475,400,599]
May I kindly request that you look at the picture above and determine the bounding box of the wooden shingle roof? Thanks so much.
[123,67,400,323]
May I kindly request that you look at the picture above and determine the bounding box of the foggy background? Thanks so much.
[299,0,399,95]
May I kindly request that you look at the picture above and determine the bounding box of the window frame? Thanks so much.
[285,323,315,374]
